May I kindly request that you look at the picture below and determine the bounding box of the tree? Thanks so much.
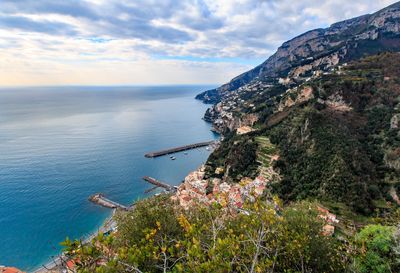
[63,197,350,273]
[276,202,348,273]
[354,224,400,273]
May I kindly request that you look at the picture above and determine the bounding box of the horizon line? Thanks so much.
[0,83,221,89]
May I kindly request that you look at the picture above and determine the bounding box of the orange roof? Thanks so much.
[66,260,76,269]
[1,267,25,273]
[317,206,329,214]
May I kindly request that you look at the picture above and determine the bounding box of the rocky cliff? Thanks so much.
[196,2,400,104]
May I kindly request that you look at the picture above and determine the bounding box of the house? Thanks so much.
[317,206,339,236]
[317,206,339,223]
[66,260,76,273]
[322,224,335,236]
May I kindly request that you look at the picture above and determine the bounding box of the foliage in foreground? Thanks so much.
[62,195,399,273]
[354,224,400,273]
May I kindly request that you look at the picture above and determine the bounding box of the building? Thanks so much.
[317,206,339,236]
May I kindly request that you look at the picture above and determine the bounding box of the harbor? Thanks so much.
[32,138,218,272]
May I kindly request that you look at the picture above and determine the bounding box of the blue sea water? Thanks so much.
[0,86,218,271]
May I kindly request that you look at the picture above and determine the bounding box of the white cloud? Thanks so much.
[0,0,397,85]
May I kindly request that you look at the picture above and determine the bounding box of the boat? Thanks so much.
[171,156,176,160]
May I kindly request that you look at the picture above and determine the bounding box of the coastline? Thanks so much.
[32,144,218,273]
[0,86,217,271]
[13,87,219,273]
[32,173,195,272]
[32,209,118,273]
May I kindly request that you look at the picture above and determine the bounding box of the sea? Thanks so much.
[0,85,218,271]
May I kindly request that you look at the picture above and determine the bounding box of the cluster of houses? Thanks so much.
[172,167,339,237]
[171,166,268,210]
[206,80,276,133]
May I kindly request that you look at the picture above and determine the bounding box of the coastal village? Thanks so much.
[10,52,351,273]
[28,64,347,271]
[3,2,400,272]
[8,35,392,273]
[203,63,346,135]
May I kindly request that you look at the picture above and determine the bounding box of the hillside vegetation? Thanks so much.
[205,53,400,215]
[62,195,400,273]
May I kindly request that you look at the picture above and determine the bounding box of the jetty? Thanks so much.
[143,176,176,192]
[144,140,215,158]
[89,193,129,211]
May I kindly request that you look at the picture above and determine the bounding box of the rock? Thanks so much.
[325,93,352,111]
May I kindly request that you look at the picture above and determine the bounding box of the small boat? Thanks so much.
[171,156,176,160]
[206,147,210,151]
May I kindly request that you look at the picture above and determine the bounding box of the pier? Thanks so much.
[144,140,215,158]
[143,176,176,192]
[89,193,129,211]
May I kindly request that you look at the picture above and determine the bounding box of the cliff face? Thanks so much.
[196,2,400,104]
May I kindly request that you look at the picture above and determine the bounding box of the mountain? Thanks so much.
[196,2,400,104]
[196,3,400,214]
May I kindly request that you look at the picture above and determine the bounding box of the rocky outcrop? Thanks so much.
[196,2,400,104]
[277,86,314,112]
[324,93,353,112]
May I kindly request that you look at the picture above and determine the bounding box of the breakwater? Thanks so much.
[144,141,215,158]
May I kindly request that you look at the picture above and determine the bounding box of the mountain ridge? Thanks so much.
[196,1,400,103]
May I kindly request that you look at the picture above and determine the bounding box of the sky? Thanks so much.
[0,0,397,86]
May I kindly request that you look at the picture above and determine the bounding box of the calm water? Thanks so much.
[0,86,217,271]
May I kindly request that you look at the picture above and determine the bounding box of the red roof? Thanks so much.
[66,260,76,269]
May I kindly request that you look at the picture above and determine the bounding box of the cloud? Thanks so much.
[0,0,100,20]
[0,0,397,85]
[0,15,78,35]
